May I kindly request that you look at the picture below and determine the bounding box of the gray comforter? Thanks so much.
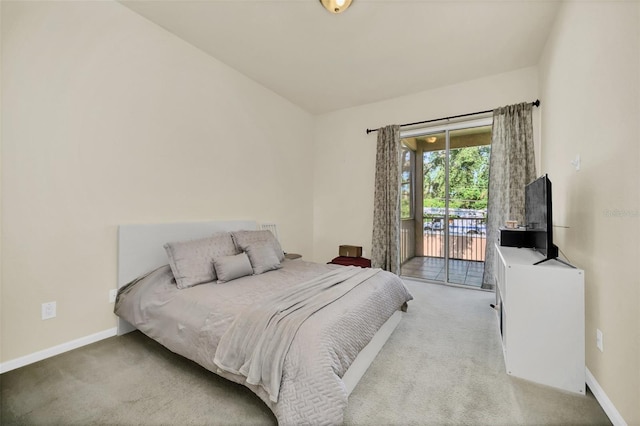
[115,260,412,425]
[214,267,381,403]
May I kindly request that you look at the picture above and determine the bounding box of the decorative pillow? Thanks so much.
[212,252,253,283]
[164,232,238,289]
[231,230,285,262]
[243,241,282,275]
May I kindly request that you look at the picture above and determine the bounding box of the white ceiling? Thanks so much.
[120,0,561,115]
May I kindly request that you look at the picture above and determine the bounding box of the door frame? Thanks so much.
[400,117,493,287]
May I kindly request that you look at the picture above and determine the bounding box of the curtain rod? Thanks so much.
[365,99,540,134]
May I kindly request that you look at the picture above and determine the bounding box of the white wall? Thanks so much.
[312,67,539,263]
[1,1,313,363]
[538,1,640,423]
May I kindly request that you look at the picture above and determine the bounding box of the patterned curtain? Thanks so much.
[371,125,401,275]
[482,103,537,289]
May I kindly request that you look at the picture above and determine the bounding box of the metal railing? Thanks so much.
[402,216,487,262]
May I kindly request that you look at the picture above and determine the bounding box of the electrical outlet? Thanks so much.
[596,329,604,352]
[109,289,118,303]
[42,302,56,320]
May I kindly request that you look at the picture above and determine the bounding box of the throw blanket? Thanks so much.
[214,266,380,402]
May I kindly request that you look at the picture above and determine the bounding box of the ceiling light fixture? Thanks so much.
[319,0,353,14]
[427,136,438,143]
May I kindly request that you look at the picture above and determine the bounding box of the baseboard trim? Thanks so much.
[586,367,627,426]
[0,327,117,374]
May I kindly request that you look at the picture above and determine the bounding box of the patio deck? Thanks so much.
[401,256,485,287]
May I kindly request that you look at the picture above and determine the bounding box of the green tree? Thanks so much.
[423,145,490,215]
[400,148,413,219]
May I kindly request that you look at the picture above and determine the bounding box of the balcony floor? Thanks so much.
[401,256,485,287]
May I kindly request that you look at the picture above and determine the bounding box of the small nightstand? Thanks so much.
[284,253,302,260]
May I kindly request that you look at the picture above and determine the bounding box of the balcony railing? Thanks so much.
[401,216,487,264]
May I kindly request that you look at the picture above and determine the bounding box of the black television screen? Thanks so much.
[525,174,558,260]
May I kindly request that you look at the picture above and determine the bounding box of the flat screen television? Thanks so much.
[525,174,559,264]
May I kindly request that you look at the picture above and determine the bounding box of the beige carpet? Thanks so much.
[1,279,611,425]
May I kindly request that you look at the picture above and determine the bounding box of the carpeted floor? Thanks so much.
[0,280,611,425]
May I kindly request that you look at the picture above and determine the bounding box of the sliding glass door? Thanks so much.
[400,118,491,288]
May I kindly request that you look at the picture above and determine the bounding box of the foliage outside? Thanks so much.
[423,146,490,216]
[400,149,412,219]
[400,145,490,220]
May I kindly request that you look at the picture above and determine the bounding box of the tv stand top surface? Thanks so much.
[496,245,578,270]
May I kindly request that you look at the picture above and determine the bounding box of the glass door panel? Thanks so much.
[422,132,446,282]
[399,145,416,265]
[446,127,490,286]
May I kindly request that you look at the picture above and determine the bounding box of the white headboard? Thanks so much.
[116,220,257,334]
[118,220,257,288]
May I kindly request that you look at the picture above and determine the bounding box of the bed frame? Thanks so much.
[116,220,402,396]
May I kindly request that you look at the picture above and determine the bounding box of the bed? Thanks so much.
[114,220,413,425]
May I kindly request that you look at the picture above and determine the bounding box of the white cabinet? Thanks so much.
[495,244,585,394]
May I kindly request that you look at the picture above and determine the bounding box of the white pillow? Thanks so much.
[212,252,254,283]
[164,232,237,289]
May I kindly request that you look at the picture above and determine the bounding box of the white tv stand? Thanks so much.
[495,244,585,394]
